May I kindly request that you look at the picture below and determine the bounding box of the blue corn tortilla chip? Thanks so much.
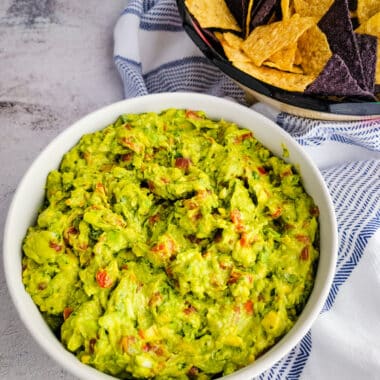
[355,33,377,93]
[318,0,367,91]
[225,0,250,31]
[249,0,278,32]
[305,54,376,99]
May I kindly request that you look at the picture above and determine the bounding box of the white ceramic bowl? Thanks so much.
[3,92,338,380]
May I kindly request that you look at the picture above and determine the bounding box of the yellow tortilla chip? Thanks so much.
[264,43,303,73]
[221,31,245,48]
[297,25,332,75]
[294,47,303,66]
[185,0,241,31]
[356,11,380,38]
[293,0,334,21]
[281,0,293,20]
[357,0,380,24]
[218,30,314,91]
[242,14,315,66]
[245,0,255,38]
[234,60,316,92]
[215,32,252,62]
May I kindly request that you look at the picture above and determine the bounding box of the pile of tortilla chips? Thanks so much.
[185,0,380,100]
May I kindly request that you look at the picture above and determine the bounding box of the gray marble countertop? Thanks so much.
[0,1,126,378]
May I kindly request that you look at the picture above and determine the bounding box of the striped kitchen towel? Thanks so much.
[114,0,380,378]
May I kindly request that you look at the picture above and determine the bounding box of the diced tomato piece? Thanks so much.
[235,132,253,143]
[142,343,163,355]
[38,282,47,290]
[281,168,292,177]
[89,338,97,354]
[63,307,73,321]
[148,214,160,224]
[184,200,197,210]
[175,157,191,170]
[67,226,78,235]
[146,180,155,192]
[300,246,309,261]
[95,182,106,195]
[231,209,242,224]
[296,234,310,244]
[239,232,249,247]
[185,110,201,119]
[271,208,282,218]
[151,242,165,252]
[148,291,163,307]
[49,241,62,252]
[244,300,254,314]
[258,166,267,175]
[310,206,320,217]
[183,305,197,315]
[227,271,240,285]
[96,270,113,288]
[121,152,133,162]
[188,366,199,377]
[121,137,135,149]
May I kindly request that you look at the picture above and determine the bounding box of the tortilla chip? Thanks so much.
[294,47,303,66]
[216,32,253,62]
[249,0,278,31]
[356,11,380,37]
[281,0,293,20]
[245,0,256,37]
[185,0,241,31]
[293,0,334,21]
[225,0,251,31]
[357,0,380,24]
[356,33,377,91]
[264,43,303,73]
[235,60,316,92]
[318,0,367,90]
[218,29,314,91]
[305,54,375,98]
[242,14,315,66]
[297,25,332,75]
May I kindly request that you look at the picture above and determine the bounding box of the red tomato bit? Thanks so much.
[244,300,254,314]
[96,270,113,288]
[185,110,201,119]
[175,157,191,171]
[49,241,62,252]
[300,246,309,261]
[258,166,267,175]
[295,234,310,244]
[63,307,73,321]
[89,338,97,354]
[183,305,197,315]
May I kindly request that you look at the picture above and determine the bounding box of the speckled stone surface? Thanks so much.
[0,1,126,378]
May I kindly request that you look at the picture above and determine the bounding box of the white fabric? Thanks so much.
[113,1,380,378]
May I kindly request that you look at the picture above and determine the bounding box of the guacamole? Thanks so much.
[22,109,319,379]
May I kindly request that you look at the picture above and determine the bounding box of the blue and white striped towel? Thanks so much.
[114,1,380,378]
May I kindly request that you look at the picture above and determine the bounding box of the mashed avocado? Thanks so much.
[22,109,319,379]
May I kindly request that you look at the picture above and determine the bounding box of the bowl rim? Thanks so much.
[3,92,338,380]
[176,0,380,120]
